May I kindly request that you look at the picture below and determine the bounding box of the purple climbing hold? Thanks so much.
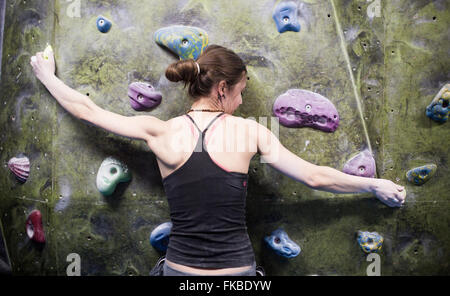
[272,1,301,33]
[8,155,30,183]
[128,82,162,111]
[342,149,376,178]
[273,89,339,132]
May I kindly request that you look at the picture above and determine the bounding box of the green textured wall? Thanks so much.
[0,0,448,275]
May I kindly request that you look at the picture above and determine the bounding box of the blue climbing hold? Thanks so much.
[264,228,301,258]
[406,164,437,185]
[357,231,383,253]
[96,16,112,33]
[154,25,209,60]
[426,99,449,123]
[426,84,449,123]
[149,222,172,252]
[272,1,301,33]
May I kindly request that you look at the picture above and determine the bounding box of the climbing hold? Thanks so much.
[273,89,339,132]
[26,210,45,243]
[426,84,449,123]
[264,228,301,258]
[149,222,172,252]
[154,25,209,60]
[406,164,437,186]
[43,43,53,60]
[342,149,376,178]
[357,231,383,253]
[8,155,30,183]
[128,82,162,111]
[351,32,371,57]
[272,1,301,33]
[96,16,112,33]
[96,157,131,196]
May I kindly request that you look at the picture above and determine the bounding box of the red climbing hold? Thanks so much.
[26,210,45,243]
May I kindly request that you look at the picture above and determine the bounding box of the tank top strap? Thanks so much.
[185,112,225,152]
[185,112,225,135]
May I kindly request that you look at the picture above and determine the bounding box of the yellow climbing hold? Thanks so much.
[442,90,449,100]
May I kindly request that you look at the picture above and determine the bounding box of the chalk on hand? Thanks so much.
[43,43,53,60]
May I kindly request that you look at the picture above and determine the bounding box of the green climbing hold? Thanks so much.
[96,157,131,196]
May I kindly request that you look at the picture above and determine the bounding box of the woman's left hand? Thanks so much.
[30,50,56,84]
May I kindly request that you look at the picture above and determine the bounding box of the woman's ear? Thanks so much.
[218,80,227,96]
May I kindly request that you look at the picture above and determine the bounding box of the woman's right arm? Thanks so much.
[254,120,406,207]
[42,74,167,142]
[31,51,167,143]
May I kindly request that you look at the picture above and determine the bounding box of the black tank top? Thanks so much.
[162,112,255,269]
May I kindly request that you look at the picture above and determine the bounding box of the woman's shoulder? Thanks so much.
[226,115,262,129]
[223,114,255,124]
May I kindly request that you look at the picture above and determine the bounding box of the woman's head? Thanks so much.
[165,44,248,114]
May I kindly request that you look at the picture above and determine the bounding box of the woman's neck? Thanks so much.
[191,96,223,111]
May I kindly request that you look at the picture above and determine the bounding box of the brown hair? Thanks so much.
[165,44,247,99]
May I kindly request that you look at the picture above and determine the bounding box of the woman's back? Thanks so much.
[153,112,257,180]
[159,111,256,269]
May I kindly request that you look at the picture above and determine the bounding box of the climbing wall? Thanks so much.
[0,0,448,275]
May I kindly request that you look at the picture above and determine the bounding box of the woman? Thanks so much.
[30,44,406,276]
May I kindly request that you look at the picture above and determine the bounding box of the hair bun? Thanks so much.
[164,44,247,99]
[165,59,198,84]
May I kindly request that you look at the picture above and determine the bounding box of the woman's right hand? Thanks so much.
[372,179,406,207]
[30,50,56,84]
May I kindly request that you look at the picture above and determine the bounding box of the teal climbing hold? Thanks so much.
[406,164,437,185]
[154,25,209,60]
[96,157,131,196]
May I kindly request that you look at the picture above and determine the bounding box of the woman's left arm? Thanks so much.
[30,51,167,142]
